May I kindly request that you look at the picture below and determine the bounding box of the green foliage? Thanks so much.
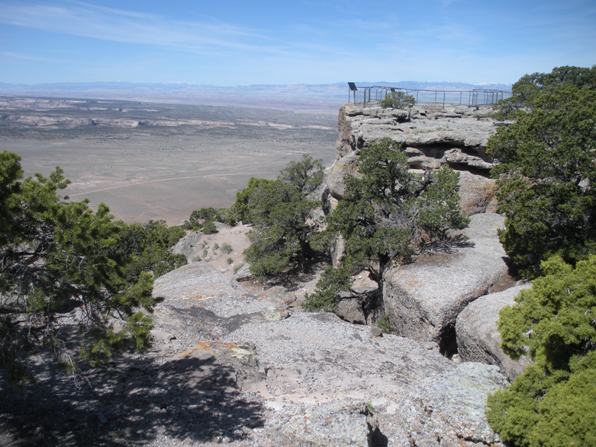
[184,207,233,230]
[415,166,469,244]
[233,156,325,278]
[486,255,596,447]
[488,66,595,277]
[380,90,416,109]
[327,138,466,277]
[0,151,185,378]
[304,265,351,311]
[230,177,281,224]
[221,243,233,254]
[498,255,595,368]
[243,183,316,276]
[278,154,324,196]
[496,65,595,117]
[306,138,466,311]
[201,220,218,234]
[117,220,186,281]
[376,314,394,333]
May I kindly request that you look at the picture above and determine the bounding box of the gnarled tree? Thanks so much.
[0,152,184,380]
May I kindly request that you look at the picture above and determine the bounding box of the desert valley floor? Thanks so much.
[0,96,337,224]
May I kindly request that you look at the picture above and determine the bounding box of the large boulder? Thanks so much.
[151,263,283,349]
[458,170,498,215]
[382,213,512,352]
[456,284,532,380]
[224,312,507,446]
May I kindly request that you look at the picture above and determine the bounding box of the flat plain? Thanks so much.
[0,96,337,224]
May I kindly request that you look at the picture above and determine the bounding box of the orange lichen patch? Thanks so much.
[178,340,212,358]
[405,277,421,288]
[223,342,239,350]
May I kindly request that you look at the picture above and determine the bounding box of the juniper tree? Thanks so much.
[233,155,325,278]
[0,152,185,379]
[488,66,595,277]
[487,255,596,447]
[306,138,467,309]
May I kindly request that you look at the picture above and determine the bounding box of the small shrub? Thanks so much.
[202,248,208,258]
[226,257,233,265]
[304,266,351,311]
[380,90,415,108]
[221,243,233,254]
[213,243,219,250]
[186,207,235,229]
[415,166,469,244]
[202,220,217,234]
[377,315,394,333]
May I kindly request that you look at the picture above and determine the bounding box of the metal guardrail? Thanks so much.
[347,83,511,107]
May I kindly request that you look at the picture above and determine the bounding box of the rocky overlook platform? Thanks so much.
[328,104,502,216]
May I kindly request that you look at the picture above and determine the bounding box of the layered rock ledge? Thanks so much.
[336,104,497,169]
[327,104,500,215]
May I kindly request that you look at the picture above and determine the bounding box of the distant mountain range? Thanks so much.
[0,81,512,111]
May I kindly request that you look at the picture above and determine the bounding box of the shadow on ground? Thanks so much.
[0,354,264,446]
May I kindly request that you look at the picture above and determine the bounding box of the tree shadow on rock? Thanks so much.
[0,354,265,446]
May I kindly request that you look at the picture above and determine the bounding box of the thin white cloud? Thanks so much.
[0,1,293,56]
[0,51,66,63]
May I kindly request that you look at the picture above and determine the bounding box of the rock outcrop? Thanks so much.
[382,213,513,353]
[336,104,496,169]
[326,151,359,199]
[457,284,532,380]
[2,102,521,447]
[329,104,499,216]
[225,312,507,446]
[149,226,509,446]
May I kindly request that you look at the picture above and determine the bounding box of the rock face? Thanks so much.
[225,312,507,446]
[329,104,499,209]
[336,104,496,169]
[457,284,532,380]
[145,253,510,446]
[334,271,381,324]
[383,213,512,352]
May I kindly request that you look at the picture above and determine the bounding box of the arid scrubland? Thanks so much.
[0,97,337,224]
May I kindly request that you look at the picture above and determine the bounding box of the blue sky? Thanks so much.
[0,0,594,85]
